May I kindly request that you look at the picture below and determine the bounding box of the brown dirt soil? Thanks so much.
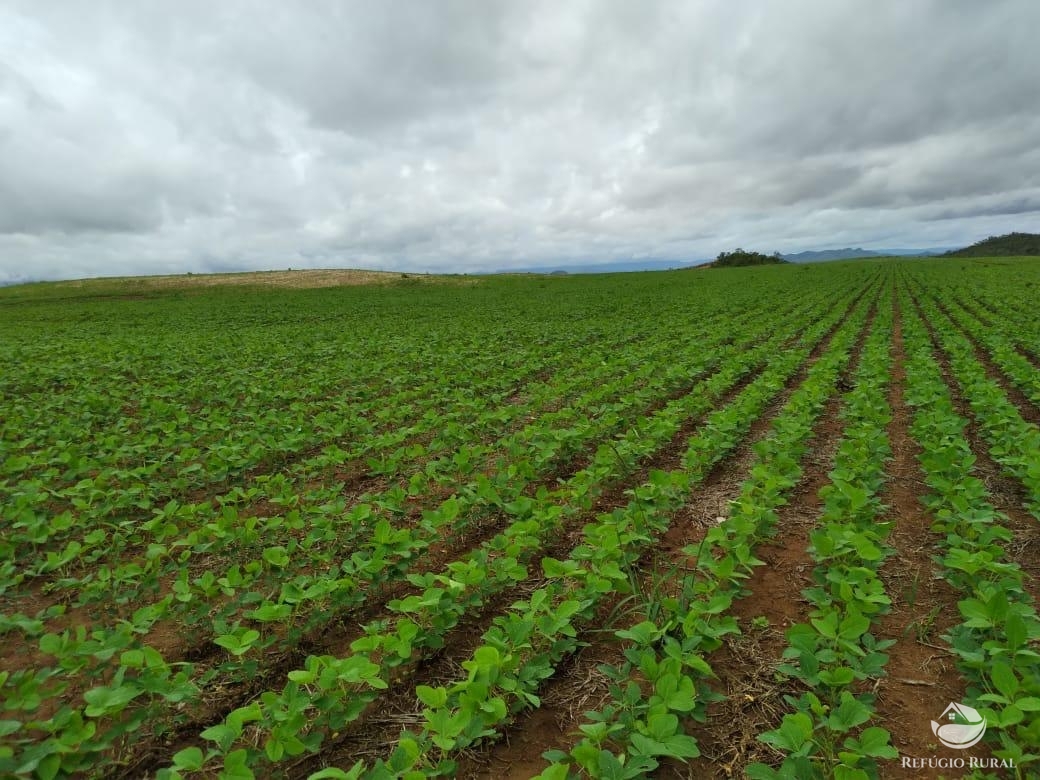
[463,293,872,779]
[955,295,1040,370]
[119,333,792,779]
[930,296,1040,425]
[910,294,1040,602]
[300,295,866,779]
[669,299,875,779]
[871,295,976,779]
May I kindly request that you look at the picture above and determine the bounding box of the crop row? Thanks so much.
[160,286,872,779]
[900,281,1040,776]
[908,284,1040,515]
[748,283,896,779]
[12,285,826,658]
[534,285,879,778]
[2,281,868,778]
[935,293,1040,408]
[2,288,826,619]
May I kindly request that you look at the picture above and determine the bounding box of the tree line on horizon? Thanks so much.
[713,248,788,267]
[943,231,1040,257]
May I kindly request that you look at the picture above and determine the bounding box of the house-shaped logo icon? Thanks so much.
[930,702,986,749]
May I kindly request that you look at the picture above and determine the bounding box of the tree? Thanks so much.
[713,249,788,268]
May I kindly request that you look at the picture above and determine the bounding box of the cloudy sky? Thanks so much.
[2,1,1039,282]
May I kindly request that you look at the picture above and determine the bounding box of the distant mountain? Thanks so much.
[500,259,689,274]
[782,246,960,262]
[783,248,880,263]
[943,232,1040,257]
[876,247,955,256]
[494,242,966,275]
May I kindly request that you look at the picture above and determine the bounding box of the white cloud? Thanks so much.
[1,0,1039,283]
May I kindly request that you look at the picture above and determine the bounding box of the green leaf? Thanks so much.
[222,749,255,780]
[37,754,61,780]
[819,666,856,687]
[998,704,1025,727]
[659,733,699,758]
[83,683,142,717]
[532,765,570,780]
[847,727,897,759]
[1005,611,1027,650]
[958,598,994,628]
[990,661,1019,700]
[838,610,870,641]
[172,746,205,771]
[308,766,364,780]
[624,732,698,765]
[201,723,238,752]
[615,621,663,646]
[810,611,839,639]
[247,603,292,621]
[262,546,290,567]
[826,693,871,732]
[415,685,447,709]
[214,630,260,656]
[0,720,21,737]
[38,634,63,655]
[759,712,813,753]
[833,766,870,780]
[745,763,783,779]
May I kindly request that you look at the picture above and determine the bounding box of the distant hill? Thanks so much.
[500,259,686,274]
[783,248,881,263]
[943,232,1040,257]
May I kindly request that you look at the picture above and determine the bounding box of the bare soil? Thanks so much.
[872,295,975,778]
[671,298,875,779]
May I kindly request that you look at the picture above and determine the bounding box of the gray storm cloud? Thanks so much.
[1,0,1039,283]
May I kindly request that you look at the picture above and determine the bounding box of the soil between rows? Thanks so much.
[295,343,787,777]
[120,300,850,779]
[871,292,974,779]
[928,294,1040,426]
[299,291,870,778]
[957,294,1040,371]
[455,290,874,779]
[663,294,877,779]
[909,291,1040,603]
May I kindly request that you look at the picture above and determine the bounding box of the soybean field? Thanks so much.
[1,258,1039,779]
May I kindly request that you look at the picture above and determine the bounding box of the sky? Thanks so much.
[2,1,1039,283]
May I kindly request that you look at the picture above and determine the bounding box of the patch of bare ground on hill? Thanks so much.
[56,268,474,292]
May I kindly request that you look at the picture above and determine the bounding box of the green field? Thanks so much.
[1,258,1039,779]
